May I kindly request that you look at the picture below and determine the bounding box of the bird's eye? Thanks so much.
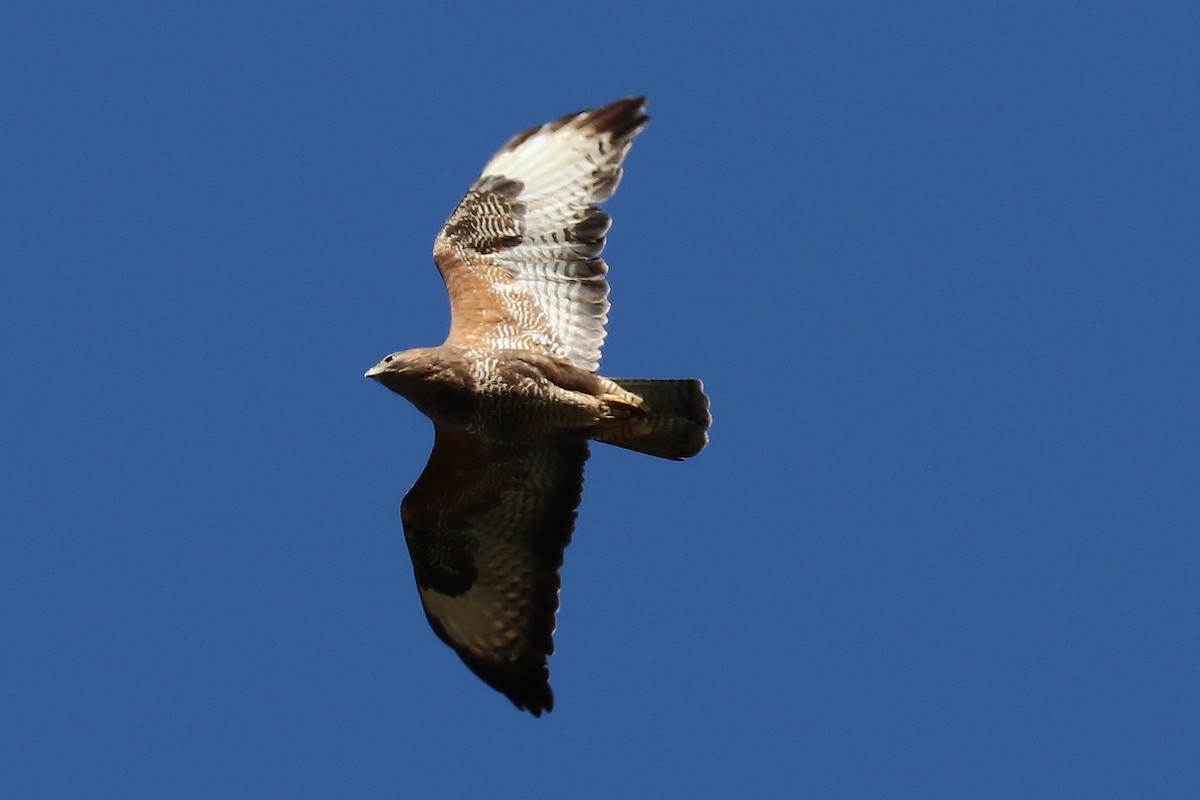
[384,355,394,363]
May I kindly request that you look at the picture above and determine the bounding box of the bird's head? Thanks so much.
[364,349,429,383]
[365,350,406,380]
[364,348,444,400]
[365,347,471,421]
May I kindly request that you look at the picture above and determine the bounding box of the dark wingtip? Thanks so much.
[491,667,554,717]
[582,96,649,142]
[499,96,649,155]
[516,685,554,717]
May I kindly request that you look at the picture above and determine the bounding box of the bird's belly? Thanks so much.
[467,372,601,436]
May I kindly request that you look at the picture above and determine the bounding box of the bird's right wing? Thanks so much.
[399,426,590,716]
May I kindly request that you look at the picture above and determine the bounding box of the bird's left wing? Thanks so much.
[399,427,590,716]
[432,97,649,372]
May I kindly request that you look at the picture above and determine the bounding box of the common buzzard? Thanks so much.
[366,97,710,715]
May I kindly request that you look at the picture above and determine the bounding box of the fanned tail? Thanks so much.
[593,379,710,460]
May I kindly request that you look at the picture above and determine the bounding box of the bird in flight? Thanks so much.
[366,97,710,716]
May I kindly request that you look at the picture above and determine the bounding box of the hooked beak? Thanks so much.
[364,361,386,379]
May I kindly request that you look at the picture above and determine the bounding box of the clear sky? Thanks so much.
[2,1,1197,797]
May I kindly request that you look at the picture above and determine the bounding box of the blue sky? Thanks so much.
[2,1,1197,797]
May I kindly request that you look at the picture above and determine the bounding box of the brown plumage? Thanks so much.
[366,97,710,715]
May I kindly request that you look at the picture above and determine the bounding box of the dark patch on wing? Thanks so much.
[441,175,526,255]
[404,524,478,597]
[567,209,611,252]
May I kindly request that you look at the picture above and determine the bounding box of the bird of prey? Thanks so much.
[366,97,710,716]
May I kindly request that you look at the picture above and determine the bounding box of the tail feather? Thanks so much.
[594,378,710,460]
